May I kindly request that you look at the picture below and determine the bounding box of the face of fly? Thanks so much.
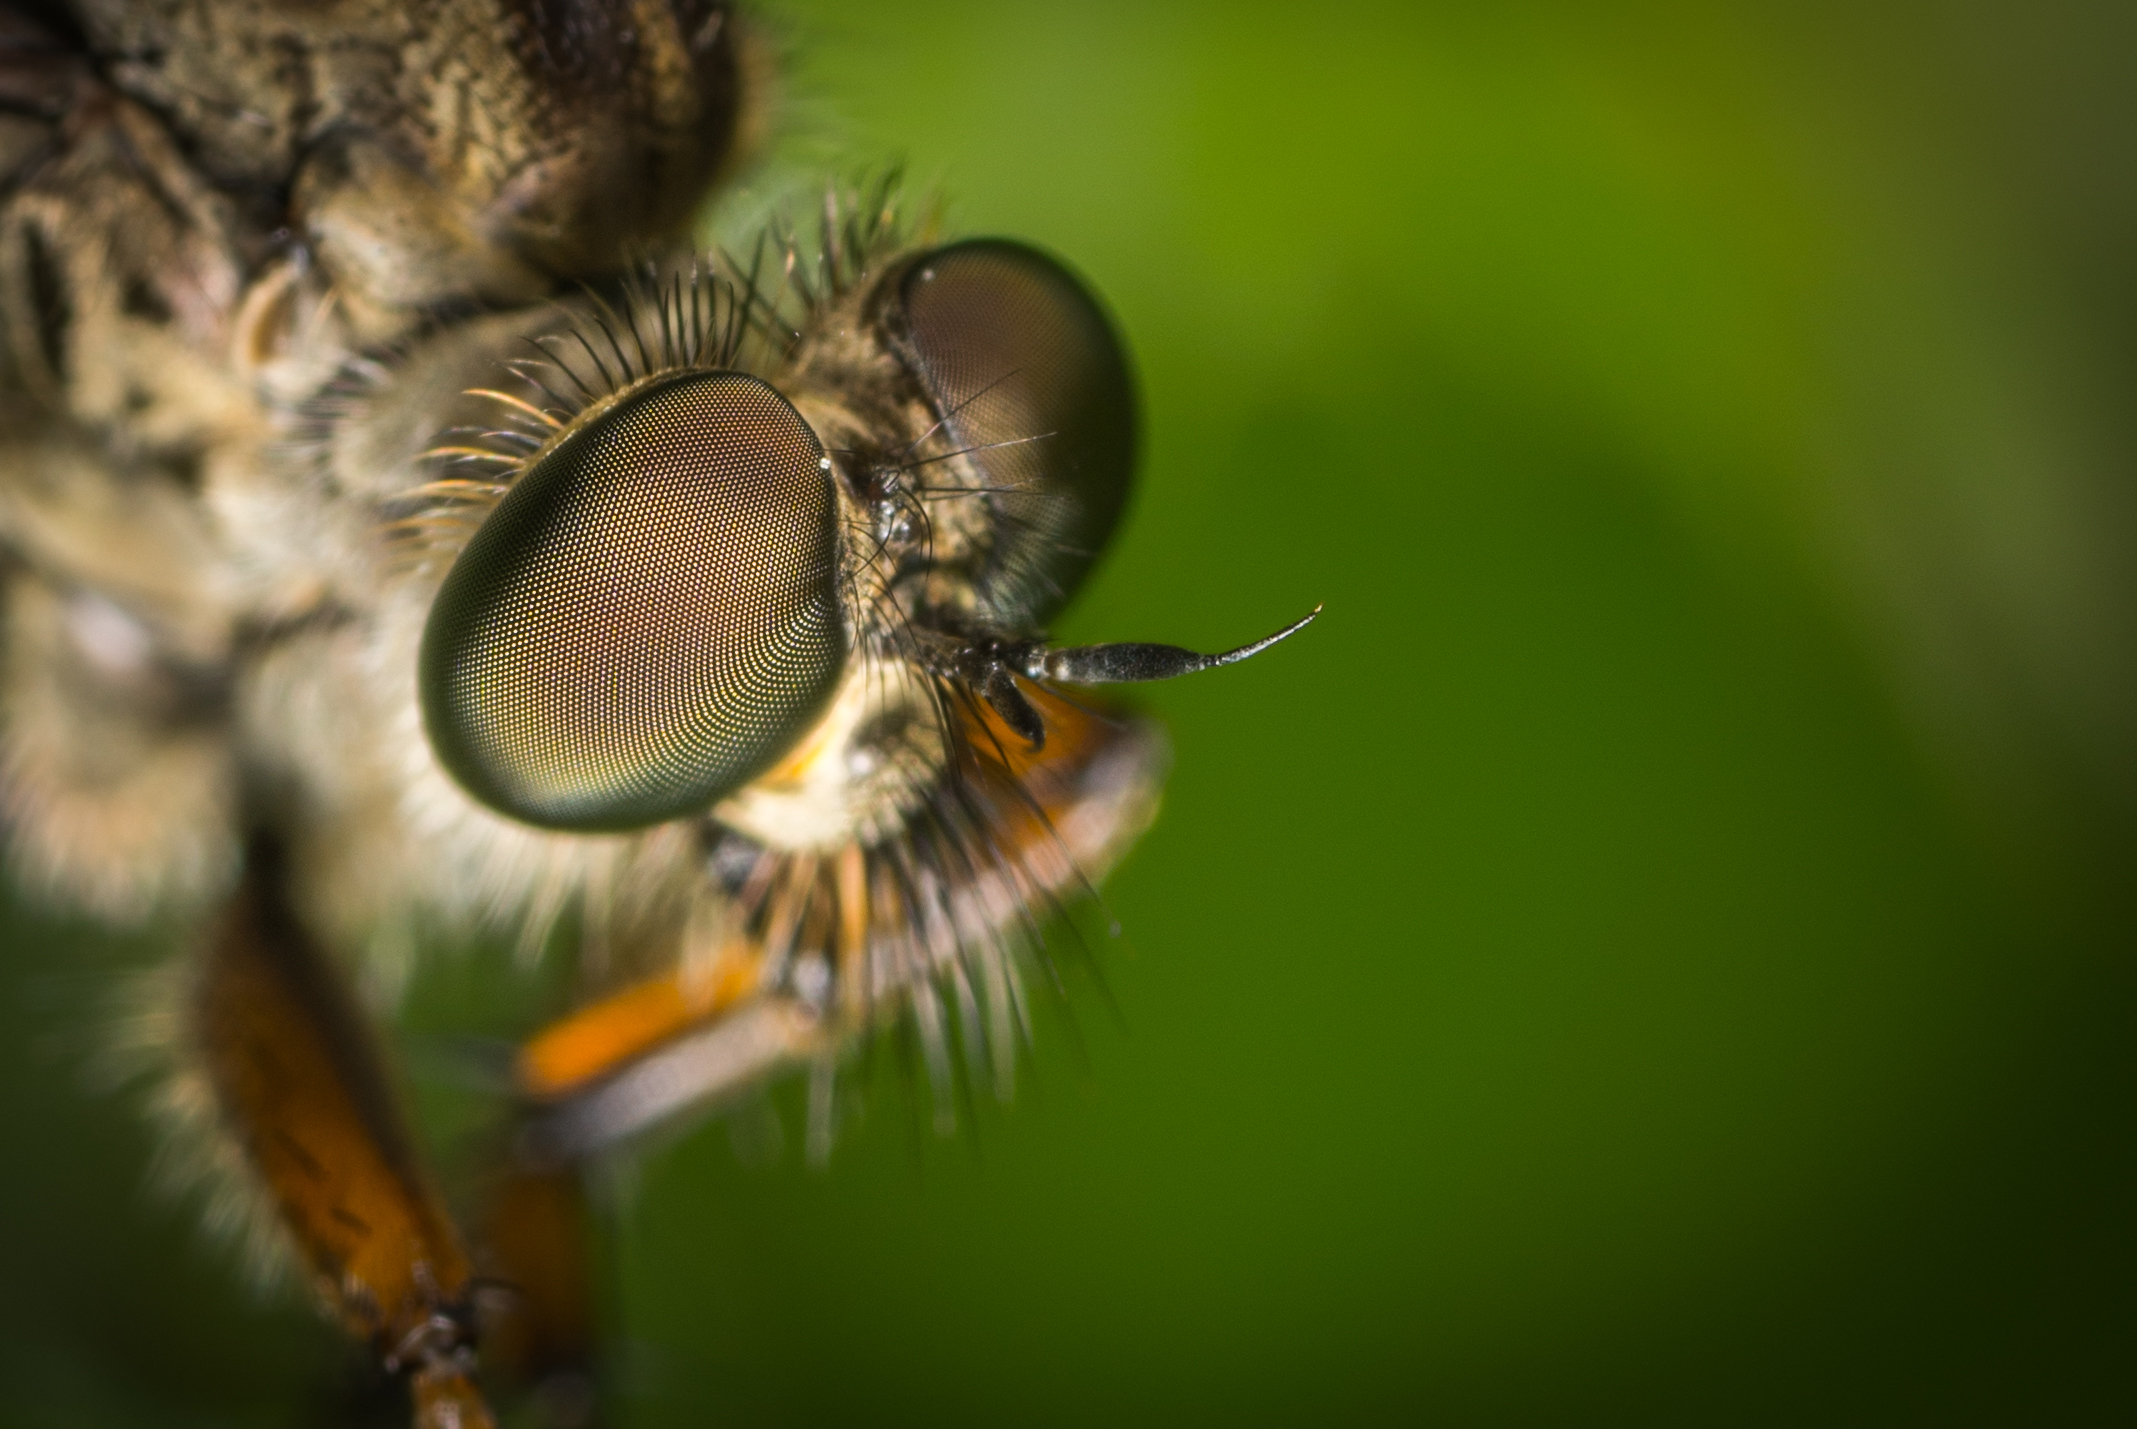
[392,199,1187,1153]
[398,197,1315,1154]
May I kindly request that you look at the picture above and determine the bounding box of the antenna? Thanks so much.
[1022,603,1322,684]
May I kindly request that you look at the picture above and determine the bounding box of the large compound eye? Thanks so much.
[892,239,1136,627]
[420,371,843,832]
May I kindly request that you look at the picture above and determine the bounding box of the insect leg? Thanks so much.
[474,1166,598,1413]
[192,837,494,1429]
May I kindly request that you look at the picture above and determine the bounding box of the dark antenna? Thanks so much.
[1021,604,1322,685]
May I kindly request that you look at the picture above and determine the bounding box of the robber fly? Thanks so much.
[0,4,1311,1425]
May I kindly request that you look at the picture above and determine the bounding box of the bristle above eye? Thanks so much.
[394,180,923,555]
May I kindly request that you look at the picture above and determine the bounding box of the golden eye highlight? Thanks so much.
[419,370,844,832]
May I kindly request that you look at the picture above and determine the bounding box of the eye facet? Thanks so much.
[420,371,844,832]
[890,238,1137,627]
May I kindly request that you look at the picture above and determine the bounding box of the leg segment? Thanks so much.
[193,838,494,1429]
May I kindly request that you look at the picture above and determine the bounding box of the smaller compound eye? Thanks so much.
[892,239,1136,627]
[420,371,844,832]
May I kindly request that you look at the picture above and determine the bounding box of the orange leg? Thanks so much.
[193,840,494,1429]
[518,947,766,1101]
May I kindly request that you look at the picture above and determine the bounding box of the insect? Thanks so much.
[0,3,1312,1424]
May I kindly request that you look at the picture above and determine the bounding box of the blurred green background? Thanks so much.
[6,0,2137,1423]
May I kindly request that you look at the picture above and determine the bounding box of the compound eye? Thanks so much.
[420,371,843,831]
[893,239,1136,627]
